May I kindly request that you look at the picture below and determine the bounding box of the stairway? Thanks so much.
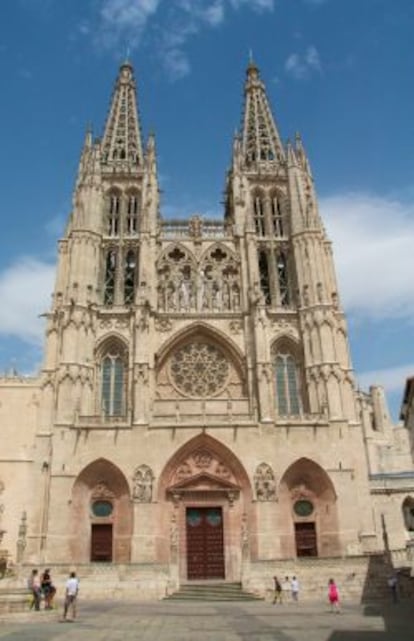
[164,582,262,602]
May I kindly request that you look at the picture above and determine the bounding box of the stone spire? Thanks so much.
[240,60,285,169]
[101,61,144,170]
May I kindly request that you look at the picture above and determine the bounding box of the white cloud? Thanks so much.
[97,0,161,49]
[321,193,414,321]
[285,45,322,79]
[230,0,274,10]
[93,0,273,80]
[358,363,414,395]
[0,258,55,345]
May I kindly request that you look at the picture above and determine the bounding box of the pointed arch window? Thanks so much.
[276,250,290,307]
[104,250,117,306]
[271,194,285,237]
[124,249,137,305]
[274,352,301,416]
[108,192,120,236]
[253,194,266,236]
[126,192,140,235]
[258,250,271,305]
[101,349,126,417]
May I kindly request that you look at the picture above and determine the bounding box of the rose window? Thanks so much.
[170,342,229,397]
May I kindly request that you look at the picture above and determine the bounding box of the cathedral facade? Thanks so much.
[1,60,413,597]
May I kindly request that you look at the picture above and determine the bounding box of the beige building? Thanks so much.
[1,60,414,598]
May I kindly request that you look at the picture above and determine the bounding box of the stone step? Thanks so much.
[164,582,262,602]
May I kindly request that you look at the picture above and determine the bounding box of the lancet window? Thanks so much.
[104,250,117,306]
[99,340,128,417]
[276,250,290,307]
[258,251,271,305]
[273,344,302,416]
[271,193,285,237]
[124,249,137,305]
[253,192,266,236]
[126,191,140,235]
[107,191,121,236]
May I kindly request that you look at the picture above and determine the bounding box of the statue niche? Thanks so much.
[132,465,154,503]
[254,463,277,502]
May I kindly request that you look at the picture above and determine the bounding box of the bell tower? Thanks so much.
[42,61,159,426]
[225,60,356,422]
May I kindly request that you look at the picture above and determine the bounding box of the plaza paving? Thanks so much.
[0,599,413,641]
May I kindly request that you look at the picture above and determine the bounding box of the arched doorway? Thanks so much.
[157,434,253,583]
[279,458,340,557]
[70,458,132,563]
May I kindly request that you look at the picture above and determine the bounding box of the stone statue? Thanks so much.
[133,465,154,503]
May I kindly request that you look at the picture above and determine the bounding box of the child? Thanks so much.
[328,578,340,613]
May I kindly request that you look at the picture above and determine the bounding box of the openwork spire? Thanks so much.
[101,61,144,170]
[241,61,285,169]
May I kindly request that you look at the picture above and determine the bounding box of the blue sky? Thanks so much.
[0,0,413,419]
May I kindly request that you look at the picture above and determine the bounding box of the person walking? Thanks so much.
[62,571,79,622]
[272,576,283,604]
[387,574,398,603]
[28,569,41,611]
[328,578,340,613]
[291,576,299,602]
[282,576,290,601]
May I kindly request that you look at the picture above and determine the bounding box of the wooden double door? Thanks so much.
[186,507,225,580]
[295,522,317,557]
[91,524,113,562]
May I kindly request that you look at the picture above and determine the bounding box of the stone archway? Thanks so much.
[279,457,340,558]
[70,458,132,563]
[157,434,254,584]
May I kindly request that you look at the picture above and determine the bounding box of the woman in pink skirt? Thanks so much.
[328,578,340,613]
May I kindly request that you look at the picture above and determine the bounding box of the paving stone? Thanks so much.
[0,599,413,641]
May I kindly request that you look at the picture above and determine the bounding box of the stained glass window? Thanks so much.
[102,354,125,416]
[275,353,301,416]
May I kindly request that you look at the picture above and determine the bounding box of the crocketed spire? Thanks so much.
[101,61,144,170]
[240,60,285,169]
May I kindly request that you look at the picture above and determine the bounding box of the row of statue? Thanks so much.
[157,275,241,313]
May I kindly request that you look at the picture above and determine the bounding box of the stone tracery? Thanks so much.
[169,342,229,398]
[156,243,241,313]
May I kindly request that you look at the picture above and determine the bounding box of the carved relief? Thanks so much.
[132,465,154,503]
[176,462,192,480]
[193,450,213,468]
[254,463,277,501]
[92,481,115,500]
[171,450,237,487]
[229,319,242,335]
[155,318,173,332]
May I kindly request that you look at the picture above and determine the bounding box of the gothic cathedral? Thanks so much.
[1,60,413,598]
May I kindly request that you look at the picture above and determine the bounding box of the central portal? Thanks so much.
[186,507,225,580]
